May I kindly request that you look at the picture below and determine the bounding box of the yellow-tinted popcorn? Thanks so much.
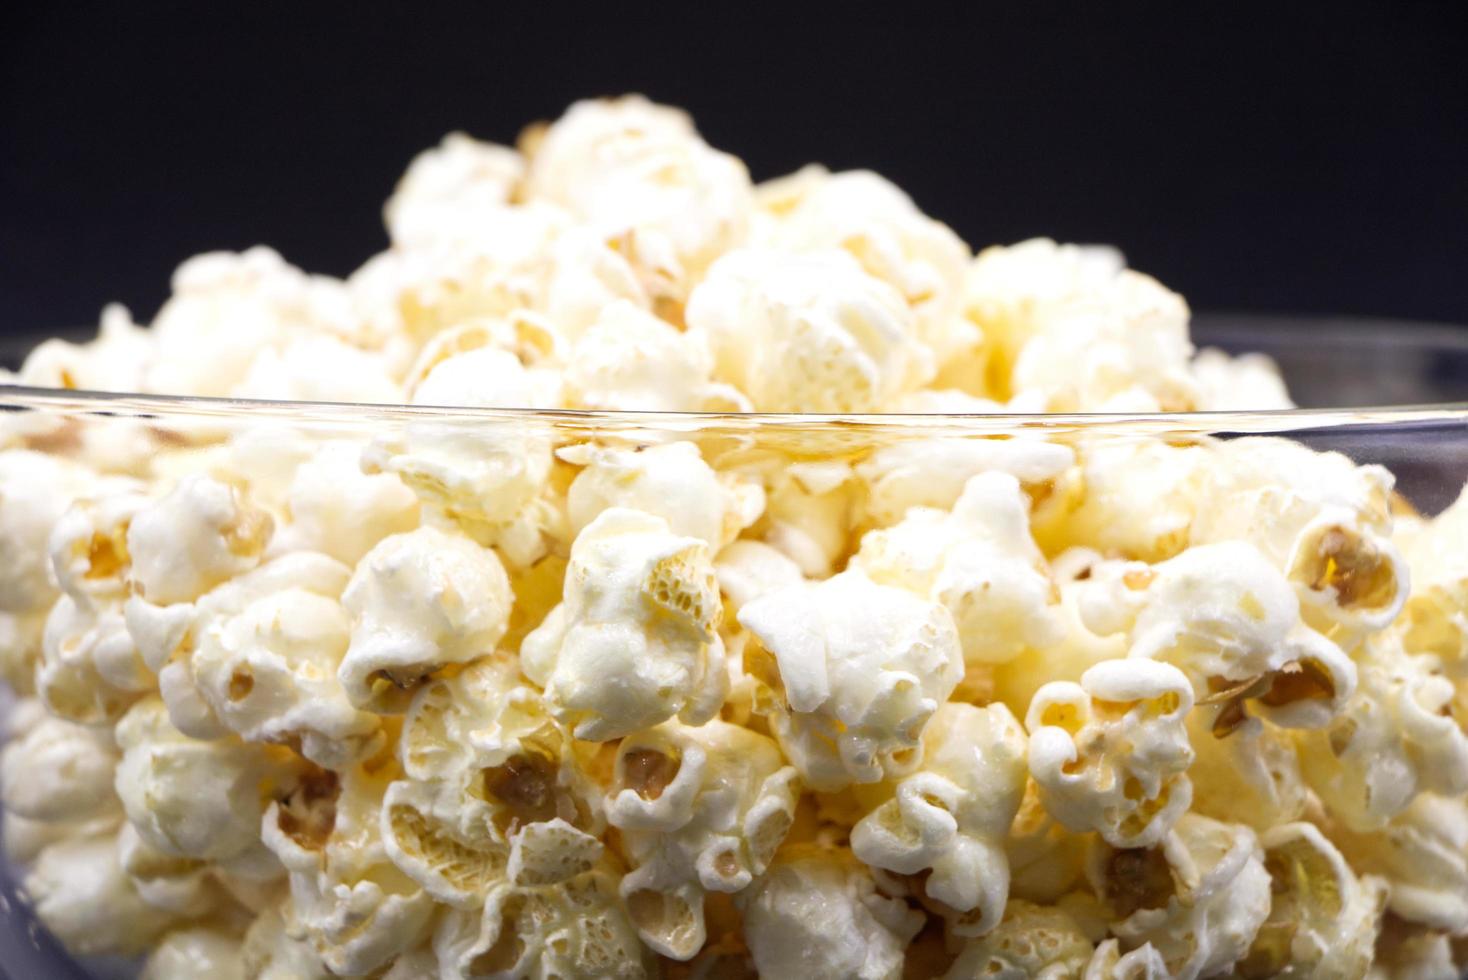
[339,525,513,712]
[522,508,727,740]
[686,247,934,413]
[2,94,1464,976]
[605,719,798,958]
[1026,659,1195,848]
[738,844,922,980]
[738,568,963,790]
[856,471,1064,666]
[851,701,1026,935]
[141,926,246,980]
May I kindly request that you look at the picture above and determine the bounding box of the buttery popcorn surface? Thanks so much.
[0,94,1463,978]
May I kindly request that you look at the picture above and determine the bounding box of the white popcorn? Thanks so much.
[753,165,973,361]
[339,525,512,712]
[240,904,334,980]
[263,759,437,976]
[1189,347,1294,410]
[563,298,752,412]
[562,440,763,551]
[24,828,178,957]
[604,719,799,958]
[966,238,1197,411]
[145,247,356,397]
[739,568,962,790]
[0,450,95,614]
[232,333,401,404]
[141,926,246,980]
[48,485,149,604]
[1238,822,1386,979]
[37,594,151,723]
[1084,939,1170,979]
[1044,436,1209,562]
[192,586,382,769]
[365,345,558,556]
[1184,710,1308,831]
[385,131,525,250]
[432,862,652,980]
[738,845,923,980]
[1089,813,1272,980]
[1026,659,1195,848]
[116,820,225,917]
[524,95,752,309]
[942,899,1095,980]
[521,508,727,740]
[851,702,1027,935]
[1296,634,1468,832]
[713,538,806,616]
[0,711,118,823]
[538,225,651,337]
[127,476,274,605]
[1005,777,1089,905]
[0,610,45,695]
[1331,791,1468,933]
[16,303,155,393]
[856,471,1064,666]
[1079,541,1356,732]
[755,457,862,578]
[856,433,1074,529]
[270,439,420,565]
[1195,437,1406,640]
[1398,481,1468,699]
[686,247,934,412]
[114,696,291,866]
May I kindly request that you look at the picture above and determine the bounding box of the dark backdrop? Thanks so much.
[2,1,1466,336]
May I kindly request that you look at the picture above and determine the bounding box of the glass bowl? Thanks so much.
[0,314,1465,979]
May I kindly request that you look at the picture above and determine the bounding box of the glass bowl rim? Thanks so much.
[2,312,1467,437]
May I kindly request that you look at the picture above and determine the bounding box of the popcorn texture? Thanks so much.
[0,94,1460,977]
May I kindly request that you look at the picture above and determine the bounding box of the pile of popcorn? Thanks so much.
[0,95,1464,979]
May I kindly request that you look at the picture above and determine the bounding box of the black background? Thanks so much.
[2,2,1466,336]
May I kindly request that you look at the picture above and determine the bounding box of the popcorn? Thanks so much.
[738,568,963,790]
[1078,541,1356,732]
[942,899,1095,979]
[192,585,383,768]
[1237,822,1386,979]
[0,450,95,614]
[850,701,1026,934]
[1296,634,1468,832]
[142,926,246,980]
[686,247,934,413]
[753,165,973,361]
[47,484,150,604]
[562,298,752,412]
[3,94,1454,976]
[1189,347,1294,410]
[114,696,292,867]
[384,131,525,250]
[145,247,356,397]
[562,440,764,550]
[1088,813,1272,980]
[37,594,151,724]
[1330,792,1468,933]
[0,711,118,823]
[127,476,274,605]
[339,525,513,712]
[270,439,420,566]
[855,471,1064,666]
[855,433,1074,529]
[24,828,178,957]
[523,95,752,312]
[432,861,653,980]
[262,758,437,975]
[521,508,727,740]
[1194,437,1406,641]
[737,845,923,980]
[605,719,799,958]
[1026,659,1195,848]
